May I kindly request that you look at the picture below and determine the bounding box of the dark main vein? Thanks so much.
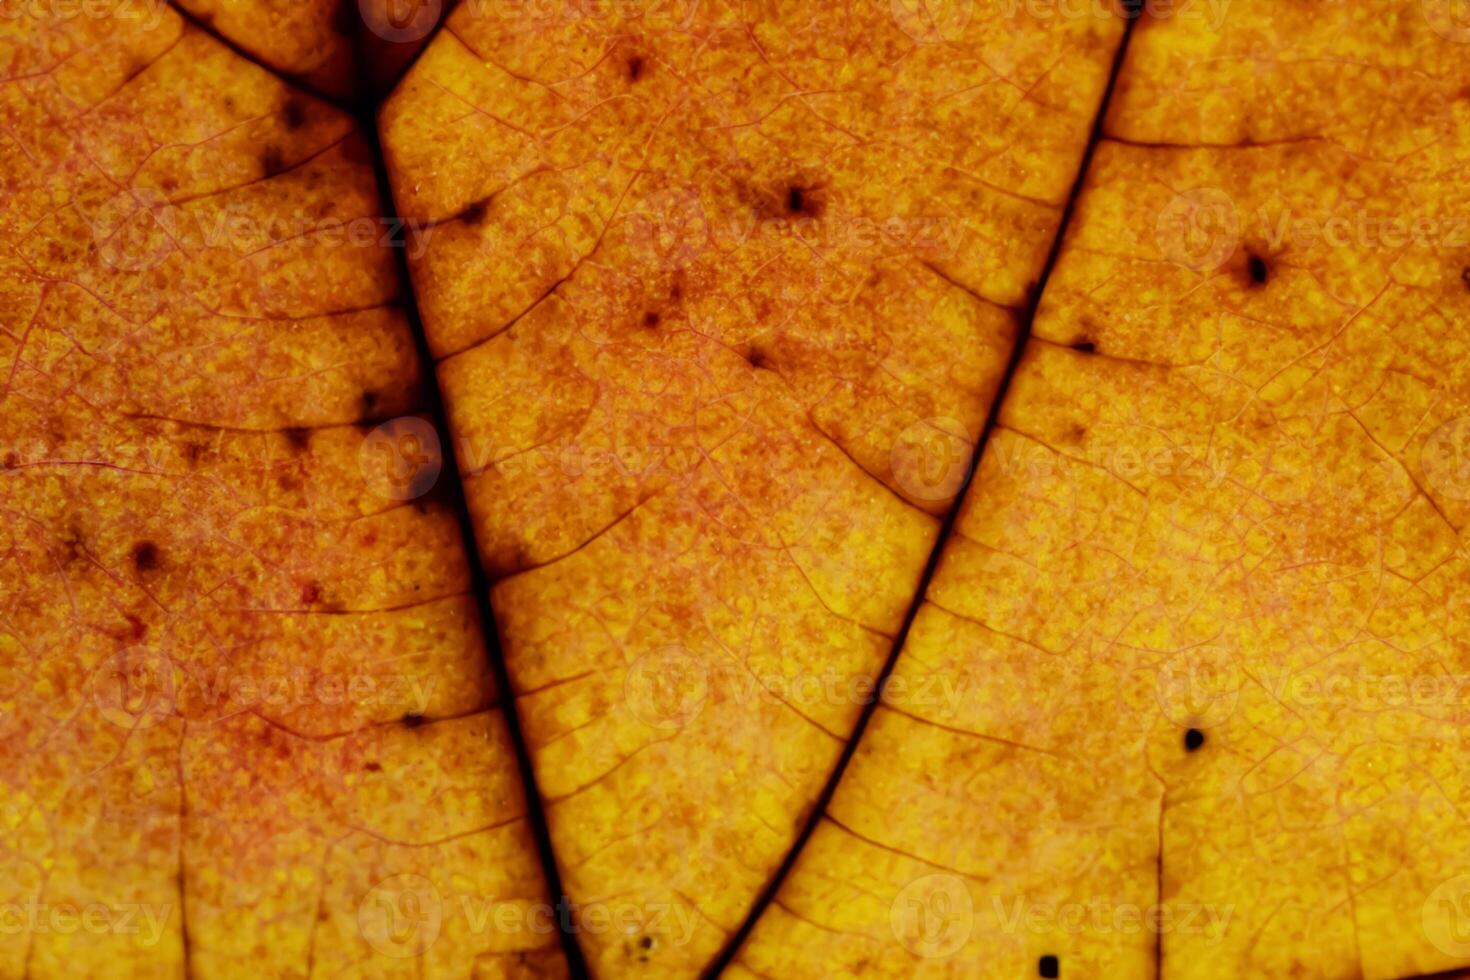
[149,2,590,975]
[344,22,594,980]
[702,10,1145,977]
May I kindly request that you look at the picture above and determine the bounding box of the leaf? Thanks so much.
[379,1,1124,974]
[8,0,1470,978]
[0,7,561,978]
[729,4,1470,980]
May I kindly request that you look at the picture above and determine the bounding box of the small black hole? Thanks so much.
[1184,728,1205,751]
[1039,954,1060,978]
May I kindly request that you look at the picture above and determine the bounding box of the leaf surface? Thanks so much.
[0,7,562,977]
[8,1,1470,978]
[380,0,1124,974]
[730,3,1470,978]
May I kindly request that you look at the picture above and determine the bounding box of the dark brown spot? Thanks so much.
[285,427,311,451]
[131,541,159,571]
[627,55,645,81]
[1069,338,1096,353]
[301,581,322,605]
[364,761,382,772]
[260,147,286,178]
[1247,253,1268,286]
[780,181,826,219]
[402,712,426,728]
[669,280,683,302]
[182,442,205,466]
[282,98,306,131]
[3,451,16,468]
[359,389,380,418]
[459,198,489,225]
[642,311,661,328]
[61,525,85,564]
[1461,265,1470,291]
[745,346,770,370]
[123,613,147,641]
